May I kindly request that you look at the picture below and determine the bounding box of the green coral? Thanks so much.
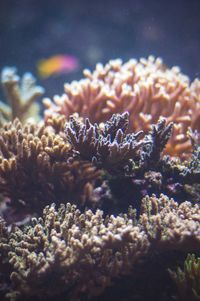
[169,254,200,301]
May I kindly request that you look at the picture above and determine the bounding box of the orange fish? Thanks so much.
[37,55,79,79]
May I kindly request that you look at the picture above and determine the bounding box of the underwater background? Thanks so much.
[0,0,200,98]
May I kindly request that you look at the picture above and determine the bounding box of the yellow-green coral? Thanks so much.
[169,254,200,301]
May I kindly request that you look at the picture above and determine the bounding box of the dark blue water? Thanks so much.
[0,0,200,97]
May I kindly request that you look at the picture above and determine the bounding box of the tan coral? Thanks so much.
[140,194,200,251]
[2,194,199,301]
[0,67,44,125]
[0,119,103,212]
[44,56,200,158]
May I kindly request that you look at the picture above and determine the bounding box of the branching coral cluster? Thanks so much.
[65,112,144,172]
[65,113,200,207]
[44,56,200,158]
[0,113,199,217]
[0,119,103,213]
[0,57,200,301]
[0,195,199,301]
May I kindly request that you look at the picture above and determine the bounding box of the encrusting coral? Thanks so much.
[0,56,200,301]
[43,56,200,158]
[0,194,199,301]
[0,67,44,125]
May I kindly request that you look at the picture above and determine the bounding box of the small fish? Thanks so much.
[37,55,79,79]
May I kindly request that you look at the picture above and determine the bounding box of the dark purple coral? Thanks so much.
[65,112,145,172]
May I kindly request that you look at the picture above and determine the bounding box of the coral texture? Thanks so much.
[65,111,144,172]
[0,119,103,213]
[0,67,44,125]
[44,56,200,158]
[65,112,200,208]
[0,195,199,301]
[0,113,199,219]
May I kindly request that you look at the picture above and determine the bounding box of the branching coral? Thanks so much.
[0,112,199,220]
[65,112,199,207]
[0,67,44,125]
[0,194,199,301]
[141,117,173,168]
[0,119,103,213]
[169,254,200,301]
[65,111,144,172]
[43,56,200,158]
[65,111,175,173]
[1,202,148,301]
[139,194,200,251]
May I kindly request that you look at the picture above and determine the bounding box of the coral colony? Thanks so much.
[0,56,199,301]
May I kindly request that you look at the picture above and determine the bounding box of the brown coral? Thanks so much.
[140,194,200,251]
[44,56,200,158]
[0,194,199,301]
[0,114,199,219]
[0,119,103,213]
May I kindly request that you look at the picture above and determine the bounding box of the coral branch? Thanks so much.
[0,67,44,125]
[141,117,173,168]
[65,112,144,172]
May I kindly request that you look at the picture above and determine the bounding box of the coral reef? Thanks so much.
[0,67,44,125]
[1,113,199,219]
[43,56,200,158]
[0,195,199,301]
[0,57,200,301]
